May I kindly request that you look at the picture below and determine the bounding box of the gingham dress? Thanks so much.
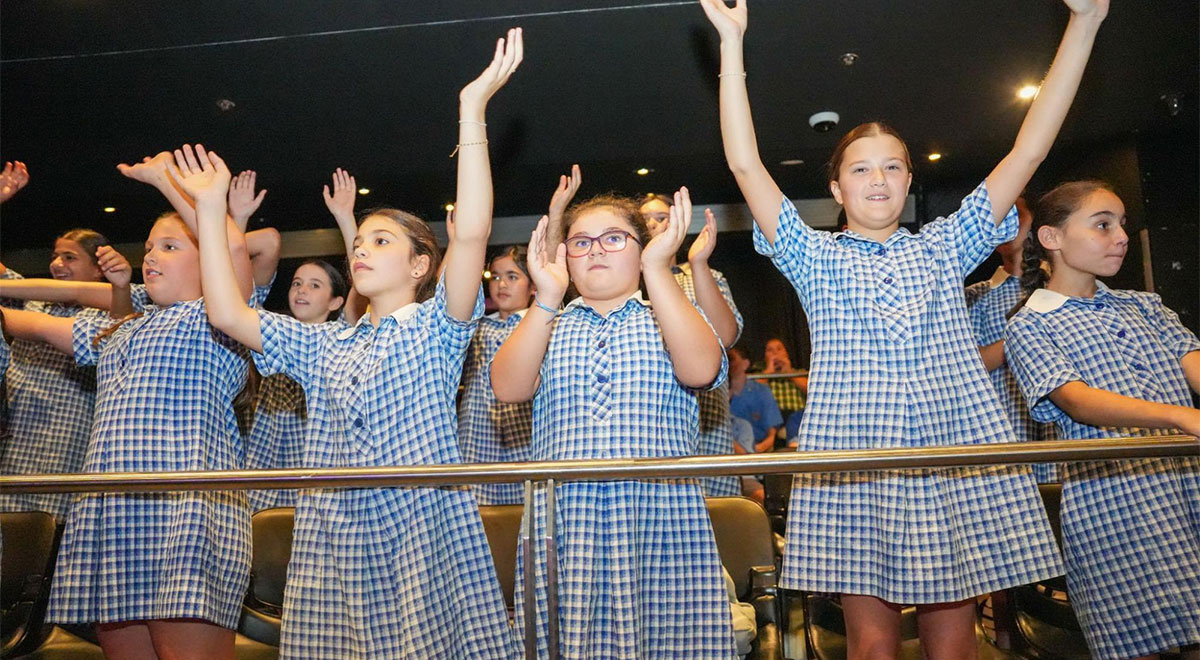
[673,263,744,497]
[513,295,737,659]
[253,278,517,660]
[1006,284,1200,660]
[965,274,1059,482]
[47,299,252,628]
[755,181,1063,603]
[459,310,534,504]
[243,373,308,510]
[0,290,107,520]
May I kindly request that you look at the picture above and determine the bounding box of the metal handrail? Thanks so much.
[747,370,808,380]
[1,436,1194,494]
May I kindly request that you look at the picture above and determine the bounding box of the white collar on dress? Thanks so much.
[564,290,649,315]
[336,301,422,339]
[1023,282,1127,314]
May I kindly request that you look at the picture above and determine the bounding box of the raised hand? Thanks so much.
[1062,0,1108,20]
[0,161,30,203]
[527,216,569,305]
[688,208,719,265]
[699,0,747,41]
[642,187,692,271]
[548,164,582,219]
[321,168,357,220]
[117,151,174,187]
[459,27,524,111]
[228,170,267,226]
[96,245,132,288]
[165,144,231,205]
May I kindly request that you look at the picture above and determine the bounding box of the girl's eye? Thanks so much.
[601,233,624,246]
[375,238,388,246]
[569,239,591,250]
[291,280,302,288]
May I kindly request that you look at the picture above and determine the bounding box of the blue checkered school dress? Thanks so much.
[0,289,107,520]
[674,263,744,497]
[253,278,517,660]
[46,299,252,628]
[459,310,534,504]
[243,374,308,510]
[513,295,737,659]
[966,274,1059,482]
[1006,284,1200,660]
[755,181,1063,603]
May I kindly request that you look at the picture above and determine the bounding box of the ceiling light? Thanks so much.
[445,203,455,212]
[103,206,116,213]
[1017,85,1039,100]
[635,167,651,176]
[215,99,236,111]
[357,188,370,195]
[779,159,805,166]
[840,52,859,67]
[927,153,942,162]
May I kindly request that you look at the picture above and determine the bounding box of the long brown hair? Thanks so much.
[827,121,913,185]
[358,208,442,302]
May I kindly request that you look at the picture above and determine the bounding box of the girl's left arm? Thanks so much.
[643,188,723,389]
[986,0,1107,223]
[687,208,741,347]
[0,308,74,355]
[443,28,523,321]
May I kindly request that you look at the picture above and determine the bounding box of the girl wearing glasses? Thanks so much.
[702,0,1105,653]
[457,244,537,504]
[492,188,735,658]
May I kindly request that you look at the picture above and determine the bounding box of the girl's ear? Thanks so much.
[830,180,844,206]
[326,295,345,313]
[410,254,431,280]
[1037,225,1062,252]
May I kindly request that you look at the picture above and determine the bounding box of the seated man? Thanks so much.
[730,345,782,455]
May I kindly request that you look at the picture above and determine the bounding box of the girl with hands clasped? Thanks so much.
[492,188,736,658]
[2,156,257,658]
[1004,182,1200,660]
[702,0,1107,655]
[195,31,523,659]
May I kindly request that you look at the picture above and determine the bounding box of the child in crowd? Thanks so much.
[458,244,536,504]
[492,188,736,658]
[641,193,744,497]
[2,200,257,658]
[965,196,1059,483]
[1005,180,1200,660]
[702,0,1106,653]
[190,30,523,658]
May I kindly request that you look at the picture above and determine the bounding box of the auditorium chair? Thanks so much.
[705,496,784,660]
[235,507,295,660]
[1,511,58,658]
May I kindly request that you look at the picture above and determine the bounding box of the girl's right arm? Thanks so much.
[1049,382,1200,438]
[169,145,265,353]
[322,167,368,324]
[491,216,567,403]
[0,278,115,310]
[0,308,74,355]
[700,0,785,243]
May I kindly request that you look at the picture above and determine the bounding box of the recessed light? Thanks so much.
[445,203,455,212]
[103,207,116,213]
[357,188,370,195]
[779,159,805,166]
[636,167,651,176]
[1017,85,1039,100]
[927,153,943,162]
[215,99,236,111]
[482,269,492,280]
[840,52,859,67]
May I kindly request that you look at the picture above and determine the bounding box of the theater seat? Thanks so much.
[478,504,523,614]
[1,511,58,658]
[705,496,784,660]
[236,507,294,657]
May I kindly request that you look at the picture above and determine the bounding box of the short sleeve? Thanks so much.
[920,181,1018,279]
[1004,312,1081,424]
[1134,292,1200,360]
[129,283,152,313]
[249,273,277,309]
[72,314,118,366]
[254,309,336,389]
[751,196,829,299]
[428,274,484,365]
[711,268,744,342]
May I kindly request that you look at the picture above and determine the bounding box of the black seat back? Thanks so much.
[1,510,59,657]
[238,507,295,647]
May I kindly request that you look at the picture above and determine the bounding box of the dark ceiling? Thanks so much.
[2,0,1197,252]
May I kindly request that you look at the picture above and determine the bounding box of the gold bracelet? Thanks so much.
[449,139,489,158]
[458,119,487,126]
[719,71,747,78]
